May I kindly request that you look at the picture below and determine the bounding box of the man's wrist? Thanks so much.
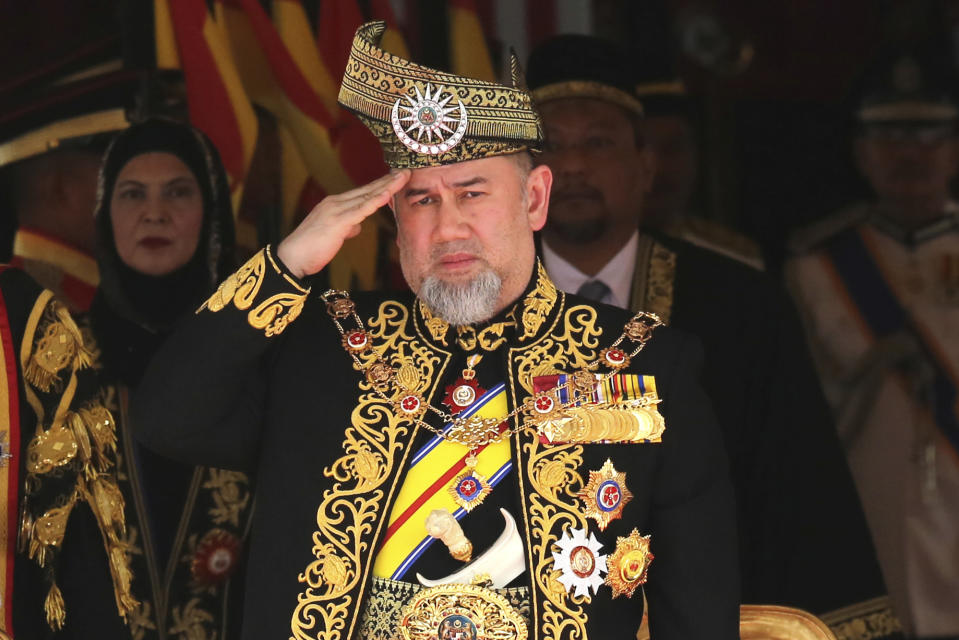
[275,239,306,279]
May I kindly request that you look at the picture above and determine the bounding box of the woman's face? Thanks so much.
[110,152,205,276]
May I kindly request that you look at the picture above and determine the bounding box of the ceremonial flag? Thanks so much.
[449,0,497,82]
[157,0,258,215]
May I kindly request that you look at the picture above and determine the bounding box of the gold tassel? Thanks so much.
[109,544,139,618]
[72,405,118,473]
[66,411,94,478]
[45,582,66,630]
[53,304,93,370]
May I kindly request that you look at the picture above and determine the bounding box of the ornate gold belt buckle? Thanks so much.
[399,584,528,640]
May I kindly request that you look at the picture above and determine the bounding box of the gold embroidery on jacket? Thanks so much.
[292,300,447,640]
[201,248,310,336]
[510,295,597,640]
[418,301,450,345]
[24,301,93,392]
[514,304,602,396]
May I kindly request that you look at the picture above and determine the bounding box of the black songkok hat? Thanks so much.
[526,34,644,117]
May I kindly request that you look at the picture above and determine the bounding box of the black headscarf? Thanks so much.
[91,118,237,385]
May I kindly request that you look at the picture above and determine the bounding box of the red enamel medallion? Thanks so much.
[342,330,370,353]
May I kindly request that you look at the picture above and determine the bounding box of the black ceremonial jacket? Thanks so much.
[132,248,739,640]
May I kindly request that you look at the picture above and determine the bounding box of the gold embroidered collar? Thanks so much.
[416,260,559,352]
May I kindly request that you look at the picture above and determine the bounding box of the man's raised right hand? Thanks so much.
[276,170,411,279]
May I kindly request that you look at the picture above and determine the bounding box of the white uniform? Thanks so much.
[787,207,959,637]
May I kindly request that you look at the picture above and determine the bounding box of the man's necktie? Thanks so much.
[576,279,611,302]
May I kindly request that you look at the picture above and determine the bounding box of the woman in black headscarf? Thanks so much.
[89,118,252,639]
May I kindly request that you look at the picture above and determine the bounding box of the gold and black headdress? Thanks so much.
[338,21,543,169]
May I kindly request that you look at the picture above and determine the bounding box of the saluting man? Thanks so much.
[133,22,738,640]
[787,47,959,638]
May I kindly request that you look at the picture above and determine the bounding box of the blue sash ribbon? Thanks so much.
[825,228,959,454]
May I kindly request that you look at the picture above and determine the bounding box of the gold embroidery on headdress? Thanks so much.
[338,21,543,169]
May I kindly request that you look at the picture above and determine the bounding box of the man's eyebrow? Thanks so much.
[403,186,431,198]
[451,176,487,188]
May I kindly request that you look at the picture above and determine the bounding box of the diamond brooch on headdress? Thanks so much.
[391,83,468,155]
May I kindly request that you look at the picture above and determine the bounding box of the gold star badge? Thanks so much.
[606,529,653,599]
[577,459,633,531]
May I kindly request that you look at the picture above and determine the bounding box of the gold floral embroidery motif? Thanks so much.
[418,301,450,345]
[203,469,251,528]
[514,304,602,396]
[292,301,444,640]
[201,248,310,337]
[519,262,558,340]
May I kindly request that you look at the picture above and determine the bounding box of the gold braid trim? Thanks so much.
[819,597,902,640]
[201,247,310,337]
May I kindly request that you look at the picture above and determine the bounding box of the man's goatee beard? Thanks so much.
[419,269,502,326]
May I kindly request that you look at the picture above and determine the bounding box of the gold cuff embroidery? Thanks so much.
[201,247,310,337]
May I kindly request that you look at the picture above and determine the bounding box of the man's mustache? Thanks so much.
[429,240,484,262]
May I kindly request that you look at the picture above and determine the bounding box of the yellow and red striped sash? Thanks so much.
[373,383,512,580]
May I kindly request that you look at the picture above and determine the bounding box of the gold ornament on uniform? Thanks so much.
[399,583,528,640]
[24,302,93,392]
[606,529,654,599]
[578,459,633,531]
[338,21,543,169]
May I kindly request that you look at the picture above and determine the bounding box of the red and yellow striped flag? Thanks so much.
[449,0,497,82]
[154,0,260,250]
[157,0,258,212]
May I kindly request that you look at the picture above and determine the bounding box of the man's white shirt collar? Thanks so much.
[541,230,639,308]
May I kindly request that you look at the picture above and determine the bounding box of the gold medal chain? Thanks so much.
[321,290,661,450]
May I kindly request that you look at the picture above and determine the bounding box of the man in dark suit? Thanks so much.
[528,33,901,638]
[132,21,739,640]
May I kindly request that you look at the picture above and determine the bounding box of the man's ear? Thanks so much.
[526,164,552,232]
